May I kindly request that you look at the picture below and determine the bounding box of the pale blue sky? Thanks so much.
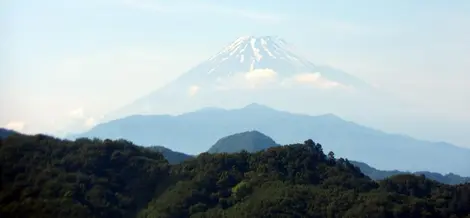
[1,0,469,146]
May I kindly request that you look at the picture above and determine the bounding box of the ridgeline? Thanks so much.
[1,134,469,218]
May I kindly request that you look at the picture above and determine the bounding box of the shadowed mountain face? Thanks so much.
[146,146,193,164]
[349,161,470,185]
[72,104,470,176]
[208,130,279,153]
[0,128,16,139]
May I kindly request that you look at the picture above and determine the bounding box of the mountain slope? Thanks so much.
[0,128,16,138]
[142,140,470,218]
[104,36,375,121]
[0,134,171,218]
[172,36,367,88]
[208,130,279,153]
[146,145,193,164]
[207,131,470,185]
[2,134,470,217]
[350,161,470,185]
[73,104,470,176]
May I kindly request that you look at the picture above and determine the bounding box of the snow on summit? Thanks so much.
[208,35,309,66]
[180,35,319,84]
[173,35,368,91]
[105,35,372,119]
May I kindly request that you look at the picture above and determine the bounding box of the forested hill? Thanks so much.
[203,131,470,185]
[1,134,470,218]
[0,134,170,218]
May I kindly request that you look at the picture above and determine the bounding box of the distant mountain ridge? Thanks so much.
[104,36,378,121]
[72,103,470,176]
[203,131,470,185]
[350,161,470,185]
[146,146,193,164]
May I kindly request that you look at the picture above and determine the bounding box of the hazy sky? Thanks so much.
[1,0,469,146]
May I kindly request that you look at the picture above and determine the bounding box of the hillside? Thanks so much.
[208,130,279,153]
[0,134,171,218]
[143,141,470,217]
[148,140,470,185]
[146,145,193,164]
[73,104,470,176]
[0,128,16,138]
[1,134,470,217]
[207,131,470,185]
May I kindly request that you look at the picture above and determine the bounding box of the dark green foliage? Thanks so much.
[208,132,469,185]
[141,140,470,218]
[1,134,469,218]
[0,135,170,218]
[207,130,279,153]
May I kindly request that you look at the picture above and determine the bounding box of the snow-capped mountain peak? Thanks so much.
[173,35,319,85]
[163,35,370,93]
[105,35,371,120]
[208,35,305,65]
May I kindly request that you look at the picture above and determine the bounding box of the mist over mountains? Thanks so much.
[42,34,463,184]
[66,36,470,178]
[104,36,396,123]
[203,130,470,185]
[4,2,470,216]
[93,35,470,150]
[72,103,470,176]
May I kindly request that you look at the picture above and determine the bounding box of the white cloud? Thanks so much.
[67,107,98,129]
[4,121,25,132]
[283,72,346,89]
[8,46,204,136]
[214,69,279,90]
[69,107,85,119]
[293,73,321,83]
[188,85,200,97]
[244,69,278,88]
[84,117,96,127]
[214,70,348,90]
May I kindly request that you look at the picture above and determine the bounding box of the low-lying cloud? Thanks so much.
[68,107,98,128]
[214,69,346,90]
[69,107,85,119]
[84,117,96,127]
[188,85,201,97]
[4,121,26,132]
[244,69,278,88]
[287,72,345,89]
